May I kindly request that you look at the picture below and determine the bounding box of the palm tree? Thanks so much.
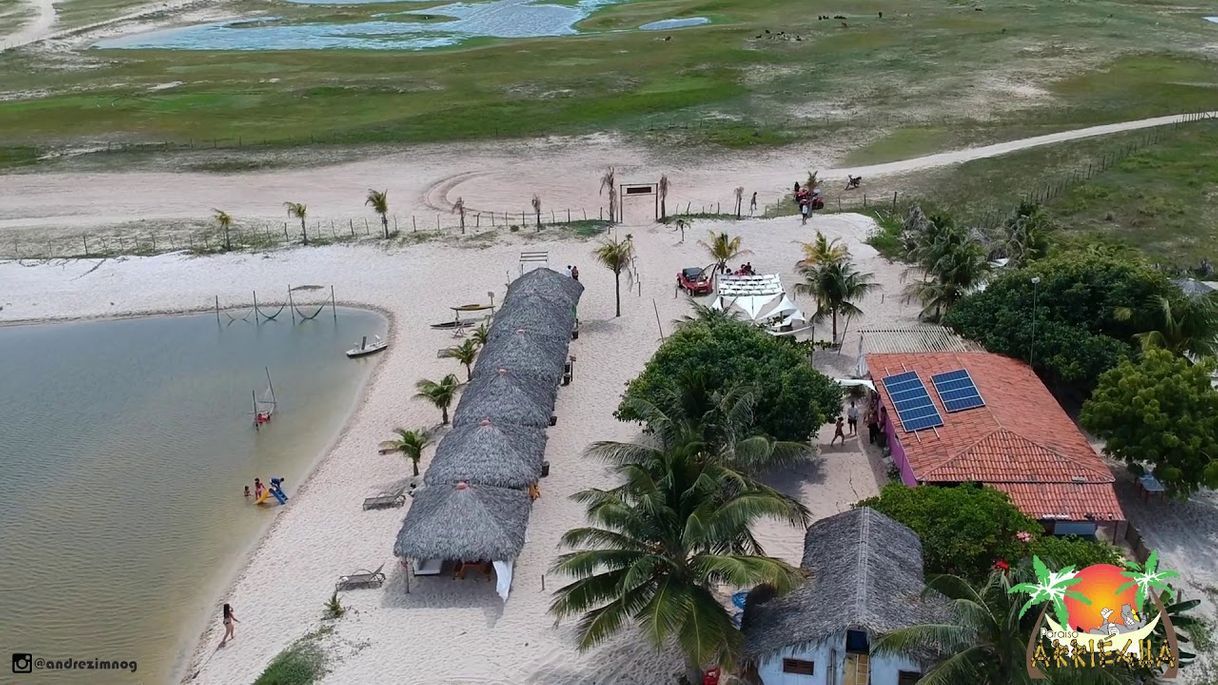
[532,194,542,229]
[876,572,1038,685]
[470,322,489,347]
[593,233,635,317]
[385,428,430,477]
[414,374,461,425]
[903,218,989,321]
[284,202,309,245]
[365,189,390,238]
[675,300,742,328]
[213,209,233,251]
[659,174,670,220]
[550,448,805,683]
[1002,200,1054,267]
[673,217,689,243]
[795,232,848,270]
[794,259,877,344]
[1134,294,1218,358]
[452,197,466,234]
[698,231,750,273]
[599,167,617,223]
[734,186,744,219]
[443,338,481,380]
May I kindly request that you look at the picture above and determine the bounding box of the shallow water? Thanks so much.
[95,0,624,51]
[639,17,709,31]
[0,309,384,683]
[1206,16,1218,24]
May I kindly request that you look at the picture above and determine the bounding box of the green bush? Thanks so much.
[253,634,327,685]
[1027,535,1123,570]
[617,318,841,441]
[857,484,1040,581]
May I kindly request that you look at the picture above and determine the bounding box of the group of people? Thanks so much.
[793,181,824,225]
[242,477,286,501]
[829,397,884,447]
[564,265,580,281]
[727,262,756,276]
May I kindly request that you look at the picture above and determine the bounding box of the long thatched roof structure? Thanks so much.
[395,268,581,567]
[474,328,569,383]
[424,419,547,489]
[452,367,557,427]
[394,482,531,561]
[742,507,949,658]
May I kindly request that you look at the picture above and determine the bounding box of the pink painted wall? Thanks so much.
[881,408,918,486]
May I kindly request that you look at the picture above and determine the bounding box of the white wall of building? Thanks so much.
[754,631,924,685]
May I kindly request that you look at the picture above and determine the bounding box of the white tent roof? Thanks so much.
[712,275,806,328]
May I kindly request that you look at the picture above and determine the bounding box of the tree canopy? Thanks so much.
[617,318,841,442]
[856,484,1040,581]
[945,248,1176,394]
[1081,348,1218,495]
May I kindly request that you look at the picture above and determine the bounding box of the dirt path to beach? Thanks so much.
[1,0,55,50]
[0,111,1214,238]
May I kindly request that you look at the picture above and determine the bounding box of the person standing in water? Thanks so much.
[220,603,239,647]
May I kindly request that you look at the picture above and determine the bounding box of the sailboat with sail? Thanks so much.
[252,367,277,429]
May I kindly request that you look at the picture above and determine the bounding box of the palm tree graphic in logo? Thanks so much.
[1009,556,1091,630]
[1117,550,1178,615]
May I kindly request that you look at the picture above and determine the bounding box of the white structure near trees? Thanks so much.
[741,508,947,685]
[711,274,807,334]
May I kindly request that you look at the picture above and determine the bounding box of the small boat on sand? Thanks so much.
[347,335,388,358]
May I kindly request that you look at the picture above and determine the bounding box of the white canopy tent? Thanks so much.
[711,274,808,334]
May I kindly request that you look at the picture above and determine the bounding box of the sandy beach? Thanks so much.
[0,212,914,683]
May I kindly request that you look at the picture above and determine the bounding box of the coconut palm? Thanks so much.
[674,300,742,328]
[1133,294,1218,358]
[550,447,805,683]
[698,231,750,273]
[532,194,542,228]
[794,258,877,344]
[1002,200,1054,267]
[904,218,989,321]
[213,209,233,251]
[443,338,481,380]
[659,174,670,220]
[385,428,430,477]
[470,322,489,347]
[452,197,466,234]
[593,233,635,318]
[284,202,309,245]
[734,186,744,219]
[365,189,390,239]
[599,167,617,223]
[414,374,461,425]
[795,232,849,270]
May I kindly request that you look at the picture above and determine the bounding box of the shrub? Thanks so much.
[1027,535,1123,570]
[856,483,1040,581]
[617,318,841,441]
[253,632,328,685]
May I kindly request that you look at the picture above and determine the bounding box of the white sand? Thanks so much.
[0,213,911,684]
[1,112,1214,238]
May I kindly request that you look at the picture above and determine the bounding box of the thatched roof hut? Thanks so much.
[474,328,569,383]
[742,507,949,659]
[490,296,576,339]
[452,367,556,427]
[394,481,531,561]
[506,267,585,304]
[424,418,547,489]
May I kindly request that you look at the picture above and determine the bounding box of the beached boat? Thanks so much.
[347,335,388,358]
[429,302,495,329]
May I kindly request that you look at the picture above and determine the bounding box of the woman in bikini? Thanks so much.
[220,603,239,647]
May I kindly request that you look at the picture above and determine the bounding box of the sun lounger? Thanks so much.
[362,488,407,510]
[336,563,387,591]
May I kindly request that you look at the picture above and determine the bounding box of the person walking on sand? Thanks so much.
[749,191,758,215]
[571,265,580,282]
[830,416,846,446]
[565,265,573,278]
[847,401,860,435]
[219,603,239,647]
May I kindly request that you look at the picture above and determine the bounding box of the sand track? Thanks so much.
[1,0,55,50]
[1,111,1214,236]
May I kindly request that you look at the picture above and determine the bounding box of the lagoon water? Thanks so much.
[96,0,624,51]
[639,17,709,31]
[0,308,384,682]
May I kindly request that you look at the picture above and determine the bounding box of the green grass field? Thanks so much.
[0,0,1216,166]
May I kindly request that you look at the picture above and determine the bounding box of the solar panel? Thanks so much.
[931,369,986,413]
[881,371,943,432]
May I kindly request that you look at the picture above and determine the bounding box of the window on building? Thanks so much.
[782,659,815,675]
[898,670,922,685]
[845,629,870,654]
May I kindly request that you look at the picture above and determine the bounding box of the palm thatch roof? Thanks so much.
[394,482,531,561]
[424,418,547,489]
[506,267,585,304]
[474,328,569,383]
[452,367,556,427]
[490,296,577,340]
[742,508,949,658]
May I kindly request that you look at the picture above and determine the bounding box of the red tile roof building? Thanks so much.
[866,352,1124,526]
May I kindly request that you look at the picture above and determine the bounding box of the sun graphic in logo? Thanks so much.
[1063,564,1140,633]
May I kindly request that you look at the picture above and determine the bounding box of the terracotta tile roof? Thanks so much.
[867,352,1124,522]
